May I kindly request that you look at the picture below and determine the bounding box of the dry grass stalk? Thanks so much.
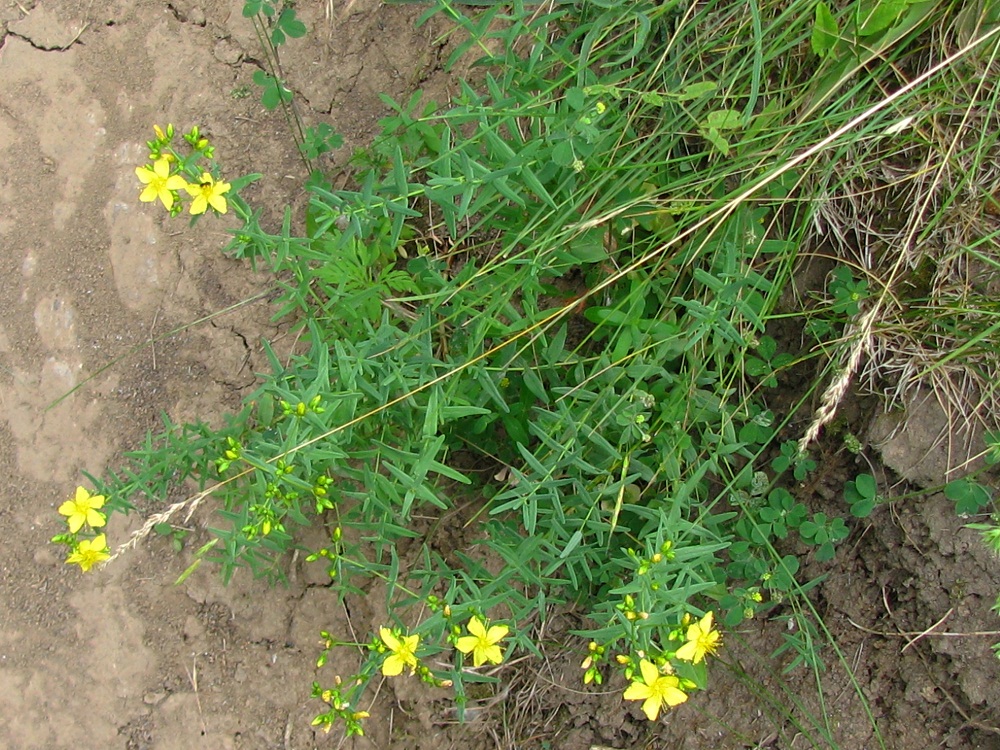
[799,305,879,453]
[103,488,210,565]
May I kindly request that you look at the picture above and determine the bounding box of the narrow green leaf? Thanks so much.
[559,529,583,559]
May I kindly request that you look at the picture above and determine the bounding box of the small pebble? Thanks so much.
[213,38,243,65]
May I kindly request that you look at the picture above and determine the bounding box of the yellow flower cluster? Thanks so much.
[618,611,723,721]
[623,659,690,721]
[455,616,509,667]
[135,125,230,216]
[675,611,722,664]
[57,486,110,572]
[379,627,420,676]
[136,158,230,215]
[378,615,509,678]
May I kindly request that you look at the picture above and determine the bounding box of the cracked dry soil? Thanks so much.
[3,1,1000,749]
[0,0,462,748]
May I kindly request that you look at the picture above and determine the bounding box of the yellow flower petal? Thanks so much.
[623,681,651,702]
[208,193,228,214]
[486,624,509,643]
[455,635,478,655]
[675,640,698,662]
[189,195,208,215]
[138,184,159,203]
[380,626,401,651]
[382,653,405,676]
[638,658,660,686]
[478,643,503,666]
[165,174,189,191]
[662,684,688,707]
[65,512,85,533]
[379,627,419,675]
[699,611,714,632]
[641,694,662,721]
[153,158,172,179]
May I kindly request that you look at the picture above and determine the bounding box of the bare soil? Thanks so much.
[2,1,999,749]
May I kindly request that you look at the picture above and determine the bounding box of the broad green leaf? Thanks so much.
[277,8,307,38]
[857,0,909,36]
[855,473,877,498]
[565,87,586,111]
[253,70,291,110]
[702,128,730,156]
[704,109,742,130]
[568,227,608,263]
[676,81,717,101]
[945,479,992,515]
[811,2,840,56]
[552,140,575,167]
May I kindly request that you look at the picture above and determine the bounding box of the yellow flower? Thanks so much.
[58,486,107,533]
[185,172,231,215]
[379,627,419,676]
[455,617,509,667]
[66,534,110,572]
[136,158,188,210]
[623,659,688,721]
[675,611,722,664]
